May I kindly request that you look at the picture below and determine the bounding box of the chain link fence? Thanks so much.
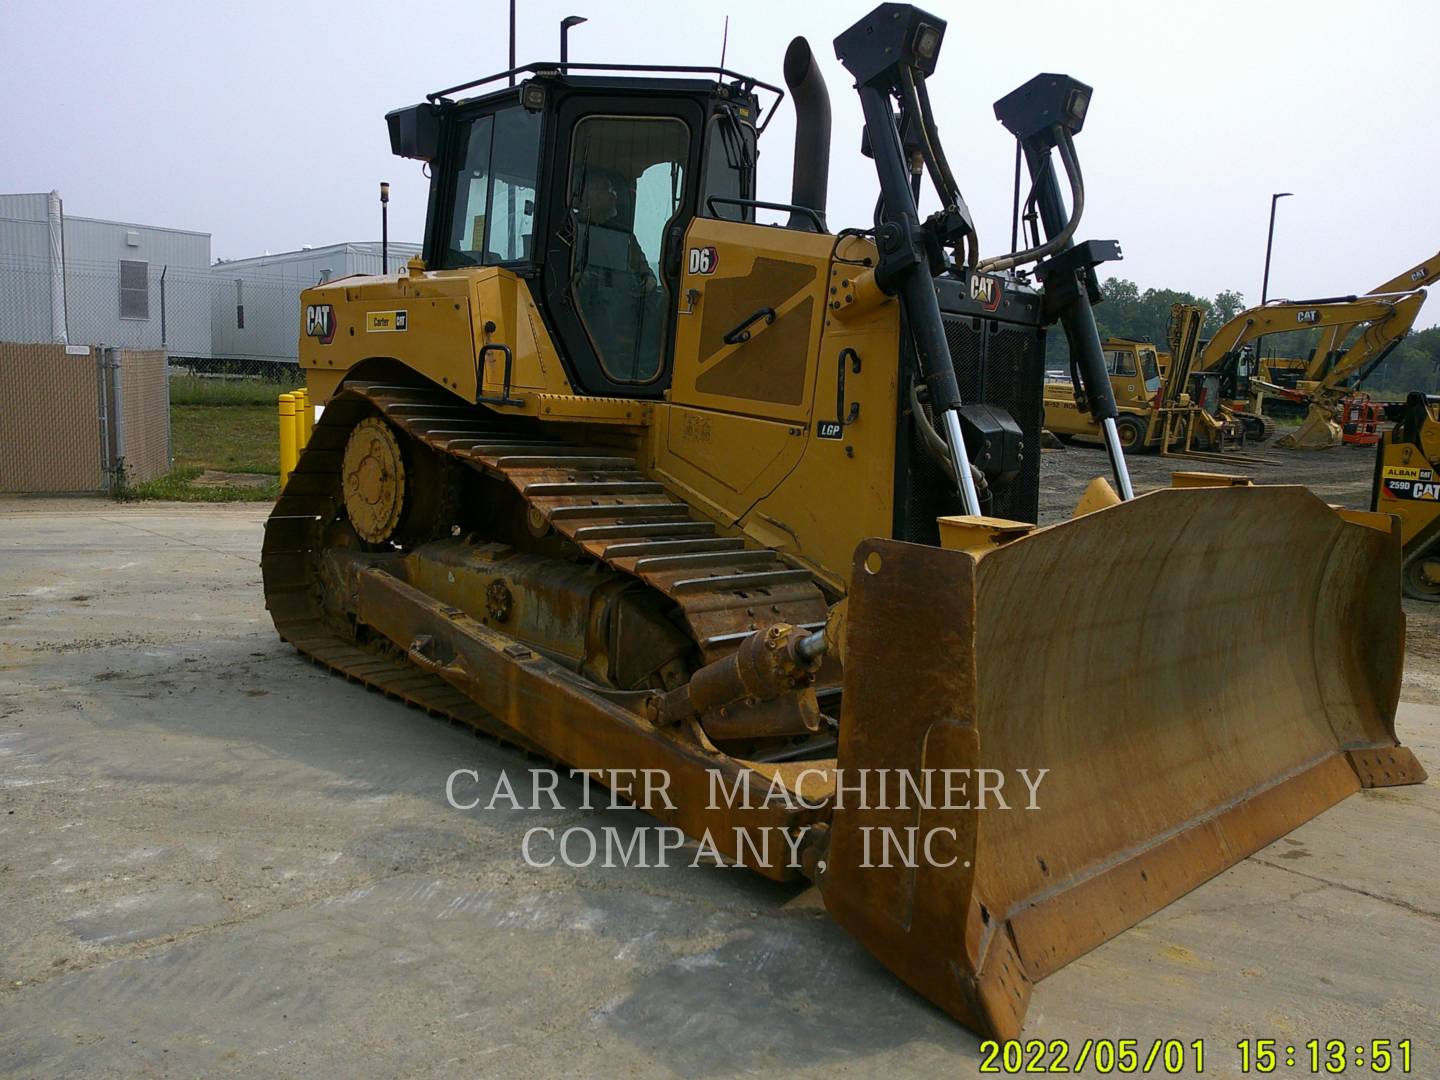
[0,218,400,377]
[0,342,168,493]
[1,251,304,379]
[1,237,420,381]
[0,208,421,492]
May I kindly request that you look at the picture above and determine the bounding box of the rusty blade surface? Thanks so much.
[819,485,1425,1040]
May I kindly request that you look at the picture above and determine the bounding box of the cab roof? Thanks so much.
[428,61,784,133]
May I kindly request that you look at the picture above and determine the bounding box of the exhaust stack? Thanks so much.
[783,37,831,232]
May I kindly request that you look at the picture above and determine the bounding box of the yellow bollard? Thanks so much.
[297,387,314,446]
[292,387,310,452]
[278,393,297,488]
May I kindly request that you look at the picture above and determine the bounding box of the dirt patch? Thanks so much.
[1037,440,1380,524]
[191,470,273,489]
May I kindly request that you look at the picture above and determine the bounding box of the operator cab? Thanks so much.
[1101,341,1161,406]
[387,65,779,398]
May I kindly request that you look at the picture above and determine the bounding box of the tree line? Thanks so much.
[1044,277,1440,397]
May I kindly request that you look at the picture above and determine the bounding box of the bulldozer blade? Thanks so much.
[818,485,1424,1040]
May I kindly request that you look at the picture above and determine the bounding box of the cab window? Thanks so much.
[1138,348,1161,393]
[444,106,542,267]
[700,112,756,222]
[1105,348,1137,377]
[567,115,689,384]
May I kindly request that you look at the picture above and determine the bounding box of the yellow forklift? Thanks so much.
[1043,304,1254,459]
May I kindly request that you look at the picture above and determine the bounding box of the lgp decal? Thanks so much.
[687,247,718,275]
[366,310,408,333]
[305,304,336,344]
[816,420,844,440]
[969,272,1002,312]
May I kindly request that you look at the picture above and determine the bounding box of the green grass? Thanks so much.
[124,398,284,502]
[168,373,304,406]
[171,404,281,473]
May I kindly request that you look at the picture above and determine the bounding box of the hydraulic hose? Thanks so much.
[909,378,988,495]
[907,70,980,267]
[978,127,1084,273]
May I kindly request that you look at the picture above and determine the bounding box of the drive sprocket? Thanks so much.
[342,416,407,543]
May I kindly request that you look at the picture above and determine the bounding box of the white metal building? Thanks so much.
[211,241,421,363]
[0,191,212,356]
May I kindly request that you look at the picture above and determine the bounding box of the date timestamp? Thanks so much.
[976,1037,1414,1074]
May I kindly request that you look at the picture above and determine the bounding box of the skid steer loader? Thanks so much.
[1374,392,1440,600]
[263,3,1425,1038]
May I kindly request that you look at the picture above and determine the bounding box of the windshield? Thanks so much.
[1139,348,1161,393]
[443,105,542,268]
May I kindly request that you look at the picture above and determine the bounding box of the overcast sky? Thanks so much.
[6,0,1439,322]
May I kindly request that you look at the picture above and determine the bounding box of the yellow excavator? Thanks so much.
[1374,392,1440,599]
[1258,251,1436,393]
[1052,291,1429,453]
[1042,296,1422,460]
[263,4,1424,1039]
[1270,286,1432,450]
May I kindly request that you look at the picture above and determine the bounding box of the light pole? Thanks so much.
[380,182,390,274]
[561,15,587,65]
[1261,191,1293,304]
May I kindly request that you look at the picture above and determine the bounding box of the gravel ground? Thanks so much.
[1039,440,1440,701]
[0,452,1435,1075]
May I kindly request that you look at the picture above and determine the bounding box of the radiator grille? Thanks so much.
[894,311,1045,542]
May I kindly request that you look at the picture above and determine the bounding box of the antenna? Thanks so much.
[508,0,517,86]
[719,15,729,71]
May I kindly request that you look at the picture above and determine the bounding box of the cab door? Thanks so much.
[1105,346,1142,406]
[539,94,704,398]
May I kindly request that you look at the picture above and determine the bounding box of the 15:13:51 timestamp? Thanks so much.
[1237,1038,1412,1073]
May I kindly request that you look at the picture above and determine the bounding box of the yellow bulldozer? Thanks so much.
[263,4,1425,1039]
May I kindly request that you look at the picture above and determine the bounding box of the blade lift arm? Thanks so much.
[993,75,1133,499]
[834,9,1132,507]
[835,7,987,513]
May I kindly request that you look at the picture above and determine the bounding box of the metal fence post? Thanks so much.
[110,347,126,490]
[95,346,111,482]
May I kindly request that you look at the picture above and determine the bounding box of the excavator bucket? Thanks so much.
[818,484,1424,1039]
[1278,403,1344,450]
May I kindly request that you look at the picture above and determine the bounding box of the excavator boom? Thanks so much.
[1368,247,1440,295]
[1273,289,1429,449]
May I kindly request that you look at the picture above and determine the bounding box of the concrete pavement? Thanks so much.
[1,501,1436,1077]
